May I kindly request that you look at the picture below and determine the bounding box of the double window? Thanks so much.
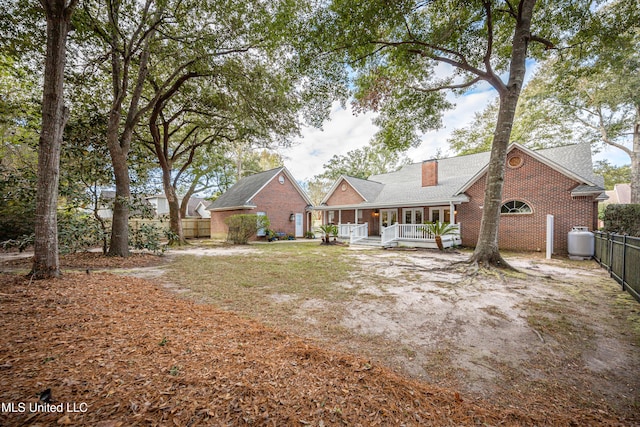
[500,200,532,214]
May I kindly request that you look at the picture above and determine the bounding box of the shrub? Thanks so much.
[129,222,166,253]
[58,212,103,254]
[1,234,34,252]
[319,224,338,244]
[225,214,270,244]
[603,204,640,237]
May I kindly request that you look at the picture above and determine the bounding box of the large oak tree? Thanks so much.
[309,0,595,268]
[31,0,78,278]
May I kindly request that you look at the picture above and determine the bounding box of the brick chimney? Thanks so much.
[422,159,438,187]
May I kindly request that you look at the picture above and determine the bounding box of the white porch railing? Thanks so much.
[349,223,369,245]
[382,223,461,246]
[381,224,398,246]
[338,223,366,238]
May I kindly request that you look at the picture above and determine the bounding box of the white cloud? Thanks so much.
[594,144,632,166]
[283,103,378,181]
[284,89,498,182]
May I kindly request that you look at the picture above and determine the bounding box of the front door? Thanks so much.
[295,213,303,237]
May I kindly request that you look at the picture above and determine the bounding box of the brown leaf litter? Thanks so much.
[0,268,626,426]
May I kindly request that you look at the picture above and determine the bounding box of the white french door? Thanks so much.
[403,208,424,224]
[429,207,451,223]
[380,209,397,230]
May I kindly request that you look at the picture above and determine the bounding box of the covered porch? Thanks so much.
[337,222,461,248]
[316,203,461,248]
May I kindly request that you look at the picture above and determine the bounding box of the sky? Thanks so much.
[282,82,631,183]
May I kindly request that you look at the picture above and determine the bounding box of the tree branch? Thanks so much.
[409,76,483,93]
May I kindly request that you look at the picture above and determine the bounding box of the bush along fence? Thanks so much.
[594,231,640,303]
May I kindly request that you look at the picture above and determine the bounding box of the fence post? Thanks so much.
[621,234,627,291]
[608,233,613,275]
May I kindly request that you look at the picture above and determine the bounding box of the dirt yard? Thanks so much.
[1,243,639,426]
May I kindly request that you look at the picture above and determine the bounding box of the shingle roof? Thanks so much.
[342,176,384,202]
[208,168,282,210]
[208,167,312,210]
[186,197,207,217]
[605,183,631,204]
[534,142,604,188]
[327,142,604,208]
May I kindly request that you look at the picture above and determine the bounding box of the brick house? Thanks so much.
[317,143,607,253]
[208,167,312,240]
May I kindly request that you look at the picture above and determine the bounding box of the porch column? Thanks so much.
[450,201,456,224]
[338,210,342,224]
[355,208,359,225]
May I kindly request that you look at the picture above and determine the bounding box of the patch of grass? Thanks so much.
[165,243,356,323]
[480,305,509,321]
[524,298,595,351]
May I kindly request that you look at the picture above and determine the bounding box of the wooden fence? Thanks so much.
[129,218,210,239]
[594,231,640,303]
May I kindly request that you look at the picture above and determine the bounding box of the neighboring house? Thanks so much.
[186,197,211,219]
[145,194,171,216]
[145,194,211,218]
[604,184,631,205]
[96,190,115,219]
[317,142,607,253]
[96,192,210,219]
[208,167,312,240]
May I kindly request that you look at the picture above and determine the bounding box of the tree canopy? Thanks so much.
[303,0,597,267]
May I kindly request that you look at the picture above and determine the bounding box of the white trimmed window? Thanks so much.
[500,200,532,214]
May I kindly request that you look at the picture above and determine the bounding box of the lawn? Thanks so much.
[163,243,640,422]
[1,242,639,425]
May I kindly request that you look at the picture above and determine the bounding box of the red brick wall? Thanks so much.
[422,160,438,187]
[458,148,598,253]
[325,179,365,205]
[210,172,309,240]
[210,210,240,239]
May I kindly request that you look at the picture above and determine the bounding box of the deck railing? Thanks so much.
[381,224,398,246]
[382,223,461,246]
[349,223,369,245]
[338,223,366,238]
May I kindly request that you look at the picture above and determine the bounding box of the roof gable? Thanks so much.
[209,167,311,211]
[456,142,603,195]
[321,175,384,205]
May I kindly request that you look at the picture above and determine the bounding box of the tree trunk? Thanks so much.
[30,0,76,279]
[180,177,201,220]
[166,184,186,245]
[468,97,513,268]
[106,105,131,257]
[468,0,536,269]
[147,73,200,246]
[108,140,131,257]
[435,235,443,251]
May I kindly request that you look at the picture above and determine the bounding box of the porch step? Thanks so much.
[349,237,396,248]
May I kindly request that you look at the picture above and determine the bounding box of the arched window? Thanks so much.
[500,200,532,214]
